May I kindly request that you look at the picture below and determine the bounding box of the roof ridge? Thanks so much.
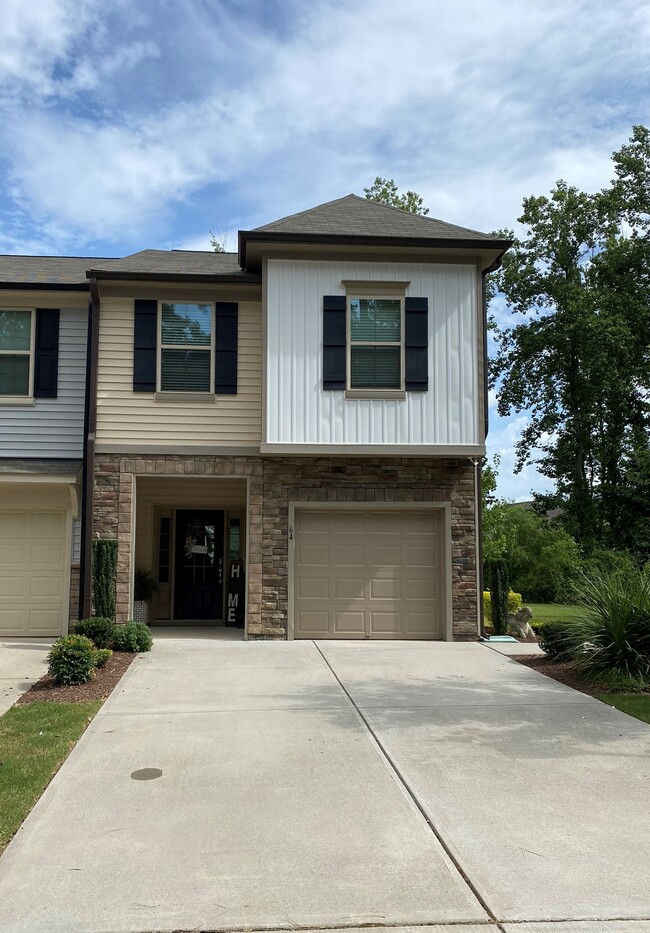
[352,193,495,236]
[252,193,363,231]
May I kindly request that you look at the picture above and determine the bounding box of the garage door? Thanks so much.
[0,510,68,636]
[294,509,445,639]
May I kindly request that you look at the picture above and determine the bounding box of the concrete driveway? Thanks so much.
[0,637,53,714]
[0,635,648,933]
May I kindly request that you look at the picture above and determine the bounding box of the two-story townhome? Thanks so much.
[0,257,104,636]
[83,195,510,640]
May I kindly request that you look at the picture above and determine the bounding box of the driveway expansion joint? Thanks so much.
[313,641,499,927]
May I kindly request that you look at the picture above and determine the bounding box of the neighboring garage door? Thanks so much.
[0,510,68,636]
[294,509,445,639]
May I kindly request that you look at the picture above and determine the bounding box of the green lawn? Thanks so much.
[596,694,650,725]
[527,603,580,624]
[0,701,101,851]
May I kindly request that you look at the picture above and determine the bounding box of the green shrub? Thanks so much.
[483,590,522,624]
[74,617,115,649]
[48,635,97,685]
[537,622,570,660]
[111,622,153,653]
[92,540,118,620]
[94,648,113,668]
[560,567,650,680]
[134,568,158,602]
[487,559,509,635]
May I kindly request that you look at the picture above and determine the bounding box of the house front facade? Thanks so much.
[85,196,510,640]
[1,195,510,641]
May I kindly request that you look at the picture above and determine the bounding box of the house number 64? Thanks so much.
[288,526,294,540]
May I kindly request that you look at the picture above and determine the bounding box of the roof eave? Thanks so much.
[0,281,90,291]
[86,270,262,284]
[239,230,513,271]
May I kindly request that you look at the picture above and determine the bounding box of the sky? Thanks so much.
[1,0,648,499]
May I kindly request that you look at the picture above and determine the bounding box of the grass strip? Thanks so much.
[0,700,101,851]
[596,694,650,725]
[527,603,580,623]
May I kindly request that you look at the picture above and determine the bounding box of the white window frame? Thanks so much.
[346,294,405,398]
[156,300,215,399]
[0,307,35,403]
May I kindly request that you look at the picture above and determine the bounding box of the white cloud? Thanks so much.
[1,0,648,249]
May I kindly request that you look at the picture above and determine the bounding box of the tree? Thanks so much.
[490,129,650,556]
[364,177,429,215]
[209,226,228,252]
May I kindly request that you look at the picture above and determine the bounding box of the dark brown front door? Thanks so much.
[174,510,225,620]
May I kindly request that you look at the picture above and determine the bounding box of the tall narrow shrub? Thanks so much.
[488,559,509,635]
[92,539,118,621]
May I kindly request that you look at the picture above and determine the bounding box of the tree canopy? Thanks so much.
[490,128,650,558]
[364,176,429,215]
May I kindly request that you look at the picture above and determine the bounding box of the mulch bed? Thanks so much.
[16,652,136,706]
[514,654,607,697]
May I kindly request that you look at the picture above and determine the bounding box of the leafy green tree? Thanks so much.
[209,226,228,252]
[364,177,429,215]
[491,129,650,556]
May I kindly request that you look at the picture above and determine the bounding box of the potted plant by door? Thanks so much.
[133,568,158,625]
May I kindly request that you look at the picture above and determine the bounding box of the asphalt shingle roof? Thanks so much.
[0,256,110,287]
[252,194,497,241]
[89,250,248,277]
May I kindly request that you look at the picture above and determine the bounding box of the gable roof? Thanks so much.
[252,194,496,240]
[0,255,112,289]
[240,194,511,270]
[88,250,260,283]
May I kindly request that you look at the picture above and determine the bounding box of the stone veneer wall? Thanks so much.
[93,454,478,639]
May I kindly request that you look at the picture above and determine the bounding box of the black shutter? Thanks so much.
[34,309,60,398]
[405,297,429,391]
[323,295,346,389]
[215,302,238,394]
[133,299,157,392]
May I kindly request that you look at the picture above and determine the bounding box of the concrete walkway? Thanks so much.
[0,635,648,933]
[0,637,53,714]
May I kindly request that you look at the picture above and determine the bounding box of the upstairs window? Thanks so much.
[159,302,213,393]
[0,309,33,396]
[349,297,402,390]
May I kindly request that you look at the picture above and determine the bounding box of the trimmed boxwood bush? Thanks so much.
[48,635,97,685]
[111,622,153,653]
[94,648,113,668]
[75,617,115,649]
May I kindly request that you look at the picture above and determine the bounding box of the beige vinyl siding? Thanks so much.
[96,297,262,450]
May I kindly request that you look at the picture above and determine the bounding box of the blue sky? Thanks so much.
[1,0,648,498]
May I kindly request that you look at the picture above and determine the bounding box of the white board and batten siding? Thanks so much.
[265,259,482,451]
[96,298,262,451]
[0,306,88,458]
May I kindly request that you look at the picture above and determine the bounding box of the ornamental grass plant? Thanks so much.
[556,567,650,684]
